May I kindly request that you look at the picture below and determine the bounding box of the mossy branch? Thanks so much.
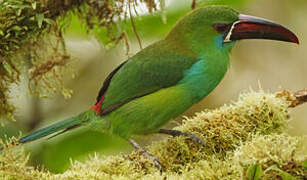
[1,89,306,179]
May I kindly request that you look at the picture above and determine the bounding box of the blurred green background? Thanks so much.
[1,0,307,173]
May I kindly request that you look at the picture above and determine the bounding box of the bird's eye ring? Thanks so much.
[213,23,231,34]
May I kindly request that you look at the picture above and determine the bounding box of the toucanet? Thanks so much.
[0,6,299,168]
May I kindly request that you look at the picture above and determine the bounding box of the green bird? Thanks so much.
[1,6,299,168]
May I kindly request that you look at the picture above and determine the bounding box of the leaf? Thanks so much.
[22,26,28,31]
[13,4,30,9]
[44,18,55,25]
[247,164,262,180]
[32,2,37,10]
[11,25,22,31]
[3,61,12,76]
[4,33,10,39]
[36,13,44,28]
[265,165,296,180]
[302,161,307,169]
[16,8,22,16]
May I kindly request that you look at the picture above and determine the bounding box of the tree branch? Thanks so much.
[276,89,307,107]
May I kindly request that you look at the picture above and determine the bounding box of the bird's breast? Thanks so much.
[178,54,229,103]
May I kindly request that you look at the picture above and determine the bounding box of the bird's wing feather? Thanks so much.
[96,61,127,103]
[98,40,198,115]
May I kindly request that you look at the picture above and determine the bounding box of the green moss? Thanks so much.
[175,90,290,157]
[0,0,72,121]
[0,0,159,121]
[0,90,306,179]
[233,134,307,179]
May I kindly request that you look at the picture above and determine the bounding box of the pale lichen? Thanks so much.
[233,134,307,179]
[0,90,306,179]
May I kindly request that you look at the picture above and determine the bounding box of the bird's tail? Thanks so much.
[0,110,97,151]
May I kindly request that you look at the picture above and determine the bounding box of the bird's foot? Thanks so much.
[158,129,205,147]
[129,139,162,171]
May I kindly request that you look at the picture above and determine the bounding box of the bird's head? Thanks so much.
[167,6,299,53]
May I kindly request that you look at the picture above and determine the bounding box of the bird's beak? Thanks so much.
[224,14,299,44]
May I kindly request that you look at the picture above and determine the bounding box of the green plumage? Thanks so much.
[96,6,237,138]
[101,6,238,111]
[18,110,98,144]
[2,5,298,151]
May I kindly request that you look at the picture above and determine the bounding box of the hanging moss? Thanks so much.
[0,0,159,122]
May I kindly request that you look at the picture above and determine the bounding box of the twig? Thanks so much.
[293,90,307,106]
[128,0,143,49]
[276,89,307,107]
[191,0,196,9]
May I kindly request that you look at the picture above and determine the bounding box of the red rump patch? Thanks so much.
[92,95,104,115]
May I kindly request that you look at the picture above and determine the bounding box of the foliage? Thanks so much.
[246,164,262,180]
[0,0,76,121]
[1,90,306,179]
[0,0,160,122]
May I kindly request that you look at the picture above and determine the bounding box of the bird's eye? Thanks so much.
[213,23,231,34]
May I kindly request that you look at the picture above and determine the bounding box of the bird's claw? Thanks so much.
[138,148,162,170]
[153,159,162,172]
[184,133,205,148]
[129,138,163,172]
[158,129,205,148]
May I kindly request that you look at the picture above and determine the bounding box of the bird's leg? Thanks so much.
[128,139,162,170]
[158,129,205,147]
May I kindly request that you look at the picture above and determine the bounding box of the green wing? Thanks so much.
[99,40,198,115]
